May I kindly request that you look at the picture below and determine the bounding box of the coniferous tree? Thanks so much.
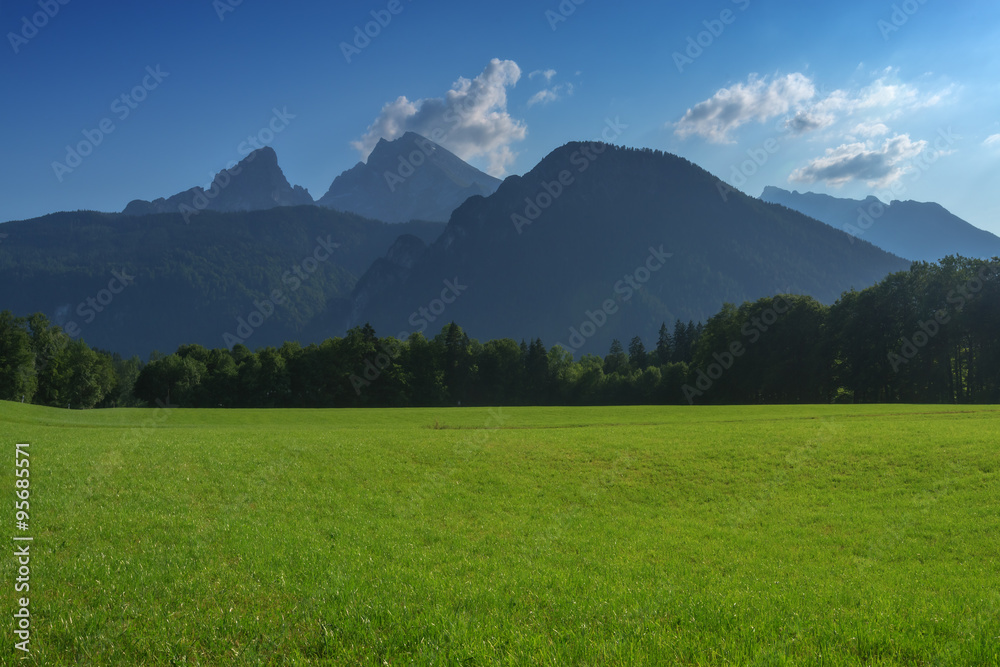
[604,339,628,375]
[0,312,36,402]
[525,338,549,404]
[671,320,687,363]
[628,336,648,370]
[439,322,473,405]
[656,322,672,366]
[6,255,1000,410]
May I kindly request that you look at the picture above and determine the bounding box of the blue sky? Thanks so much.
[3,0,999,233]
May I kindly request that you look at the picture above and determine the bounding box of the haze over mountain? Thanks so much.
[348,143,911,355]
[2,142,922,359]
[122,147,314,217]
[317,132,501,223]
[119,135,498,225]
[0,207,443,357]
[761,187,1000,263]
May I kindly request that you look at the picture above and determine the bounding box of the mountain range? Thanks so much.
[120,133,500,225]
[344,143,910,355]
[0,207,443,356]
[122,146,314,217]
[0,136,946,358]
[761,186,1000,262]
[317,132,501,223]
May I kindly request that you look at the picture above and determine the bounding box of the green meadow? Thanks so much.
[1,402,998,665]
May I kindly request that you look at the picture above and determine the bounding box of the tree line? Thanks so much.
[0,312,142,409]
[1,256,998,408]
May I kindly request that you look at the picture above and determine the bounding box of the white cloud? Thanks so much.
[352,58,527,177]
[527,82,574,107]
[674,73,816,143]
[853,78,918,110]
[529,69,557,82]
[675,71,952,144]
[487,145,517,176]
[984,134,1000,149]
[790,134,928,187]
[785,110,835,135]
[528,89,558,107]
[849,122,891,139]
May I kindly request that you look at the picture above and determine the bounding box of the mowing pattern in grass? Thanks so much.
[2,403,999,665]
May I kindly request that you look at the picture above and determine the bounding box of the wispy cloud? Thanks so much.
[529,69,557,82]
[352,58,527,177]
[848,122,891,140]
[527,82,574,107]
[675,70,951,144]
[790,134,927,187]
[784,109,836,135]
[674,73,815,143]
[983,134,1000,149]
[528,89,558,107]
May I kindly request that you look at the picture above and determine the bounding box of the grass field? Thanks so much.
[1,402,999,665]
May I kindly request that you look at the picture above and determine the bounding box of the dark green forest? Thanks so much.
[2,256,997,408]
[0,207,445,356]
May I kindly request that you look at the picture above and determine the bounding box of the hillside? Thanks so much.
[122,146,314,217]
[761,186,1000,262]
[348,143,912,355]
[0,207,443,356]
[317,132,501,223]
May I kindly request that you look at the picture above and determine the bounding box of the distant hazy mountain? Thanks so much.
[760,186,1000,262]
[317,132,501,223]
[348,143,910,355]
[122,147,313,217]
[0,207,443,356]
[3,143,920,359]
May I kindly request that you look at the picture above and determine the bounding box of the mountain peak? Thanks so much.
[244,145,277,164]
[347,142,908,351]
[318,132,500,223]
[761,185,792,199]
[122,146,312,217]
[761,186,1000,262]
[367,132,446,165]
